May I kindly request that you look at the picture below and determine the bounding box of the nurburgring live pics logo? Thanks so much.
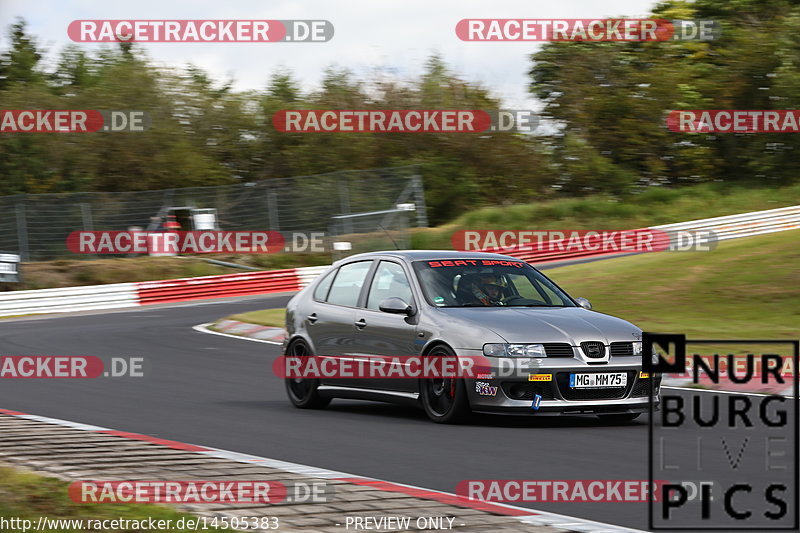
[644,333,799,530]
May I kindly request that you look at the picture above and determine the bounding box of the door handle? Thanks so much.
[307,313,318,324]
[354,318,367,329]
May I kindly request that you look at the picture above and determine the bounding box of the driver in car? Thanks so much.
[470,274,507,306]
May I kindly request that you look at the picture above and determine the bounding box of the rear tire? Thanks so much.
[284,339,331,409]
[419,345,470,424]
[597,413,640,423]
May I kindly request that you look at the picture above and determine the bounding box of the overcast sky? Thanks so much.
[1,0,659,108]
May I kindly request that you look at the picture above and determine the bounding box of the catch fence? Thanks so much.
[0,165,426,261]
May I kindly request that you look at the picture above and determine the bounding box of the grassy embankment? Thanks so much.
[545,229,798,341]
[0,465,234,533]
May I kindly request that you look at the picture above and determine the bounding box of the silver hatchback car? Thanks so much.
[283,250,660,423]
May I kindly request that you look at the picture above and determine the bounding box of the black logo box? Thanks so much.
[643,333,799,531]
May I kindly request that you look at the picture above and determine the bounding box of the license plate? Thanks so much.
[569,372,627,388]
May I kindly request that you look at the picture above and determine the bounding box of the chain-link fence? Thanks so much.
[329,206,416,261]
[0,165,426,261]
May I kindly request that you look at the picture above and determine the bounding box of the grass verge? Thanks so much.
[221,308,286,328]
[545,230,799,339]
[0,464,234,533]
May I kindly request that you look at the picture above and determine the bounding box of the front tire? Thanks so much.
[284,339,331,409]
[419,345,470,424]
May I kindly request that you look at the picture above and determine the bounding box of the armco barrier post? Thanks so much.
[338,175,353,235]
[267,189,280,232]
[15,200,29,262]
[80,203,94,231]
[413,174,428,228]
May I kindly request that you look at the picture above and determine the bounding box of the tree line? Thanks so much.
[1,0,798,225]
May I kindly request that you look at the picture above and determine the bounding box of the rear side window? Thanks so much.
[366,261,413,310]
[313,269,335,301]
[326,261,372,307]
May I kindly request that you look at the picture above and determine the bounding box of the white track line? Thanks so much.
[192,322,282,345]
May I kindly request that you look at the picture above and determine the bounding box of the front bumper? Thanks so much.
[467,357,661,415]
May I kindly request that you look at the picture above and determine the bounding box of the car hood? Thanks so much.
[438,307,640,345]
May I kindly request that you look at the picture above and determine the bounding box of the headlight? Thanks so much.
[633,341,660,363]
[483,343,546,357]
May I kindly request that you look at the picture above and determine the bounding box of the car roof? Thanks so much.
[334,250,527,264]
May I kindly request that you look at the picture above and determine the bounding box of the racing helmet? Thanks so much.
[471,274,506,304]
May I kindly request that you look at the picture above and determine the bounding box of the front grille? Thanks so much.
[555,371,635,400]
[543,343,574,358]
[580,341,606,359]
[501,381,556,400]
[610,342,635,357]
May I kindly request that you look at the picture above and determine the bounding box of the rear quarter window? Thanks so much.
[326,261,373,307]
[313,269,335,301]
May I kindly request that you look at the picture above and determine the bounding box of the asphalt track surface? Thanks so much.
[0,293,796,531]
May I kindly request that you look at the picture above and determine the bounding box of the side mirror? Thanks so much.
[379,297,414,315]
[575,297,592,310]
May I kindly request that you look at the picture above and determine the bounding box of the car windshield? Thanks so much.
[412,259,576,308]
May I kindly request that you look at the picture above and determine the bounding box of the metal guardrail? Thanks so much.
[0,283,138,317]
[0,266,328,317]
[489,205,800,265]
[137,269,304,305]
[653,204,800,240]
[296,265,330,287]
